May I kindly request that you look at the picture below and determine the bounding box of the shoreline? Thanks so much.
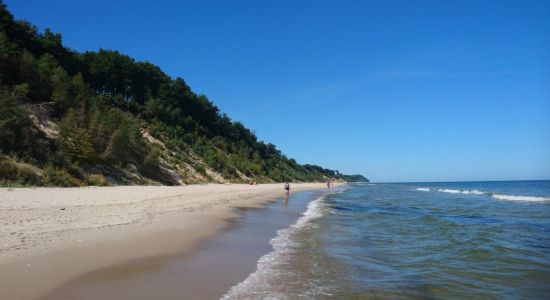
[45,190,325,299]
[0,183,338,300]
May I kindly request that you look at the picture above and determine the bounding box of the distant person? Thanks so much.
[327,180,331,191]
[284,181,290,196]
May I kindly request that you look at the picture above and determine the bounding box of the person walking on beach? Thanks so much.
[284,181,290,197]
[327,180,332,192]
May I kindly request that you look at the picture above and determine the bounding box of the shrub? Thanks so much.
[0,159,18,180]
[17,165,42,185]
[0,159,42,186]
[87,174,108,186]
[138,150,177,185]
[43,167,82,187]
[139,150,161,178]
[194,163,206,175]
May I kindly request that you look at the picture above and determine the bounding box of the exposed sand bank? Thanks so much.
[0,183,335,300]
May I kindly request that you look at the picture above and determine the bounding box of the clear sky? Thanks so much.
[5,0,549,182]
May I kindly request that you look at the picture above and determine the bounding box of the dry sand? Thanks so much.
[0,183,332,300]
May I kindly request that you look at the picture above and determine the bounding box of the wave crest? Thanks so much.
[491,194,550,202]
[437,188,485,195]
[417,187,549,202]
[438,188,462,193]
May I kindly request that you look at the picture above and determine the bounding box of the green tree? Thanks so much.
[0,85,30,154]
[50,66,72,111]
[103,123,131,165]
[59,109,95,162]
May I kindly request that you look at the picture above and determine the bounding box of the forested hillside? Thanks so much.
[0,2,368,186]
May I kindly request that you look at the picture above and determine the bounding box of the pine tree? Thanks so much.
[59,109,95,162]
[103,123,131,165]
[0,85,29,154]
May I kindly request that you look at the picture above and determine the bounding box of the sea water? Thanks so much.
[223,181,550,299]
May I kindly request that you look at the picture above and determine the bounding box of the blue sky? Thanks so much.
[5,0,549,182]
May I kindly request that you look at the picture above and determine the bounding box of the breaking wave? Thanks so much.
[416,187,549,202]
[417,188,484,194]
[221,196,331,299]
[491,194,550,202]
[437,189,485,195]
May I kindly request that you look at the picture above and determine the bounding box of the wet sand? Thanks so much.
[0,183,334,299]
[44,190,320,299]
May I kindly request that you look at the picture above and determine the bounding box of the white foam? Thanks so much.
[432,188,549,202]
[491,194,550,202]
[461,189,485,195]
[221,196,330,299]
[416,188,431,192]
[437,188,486,195]
[438,188,462,193]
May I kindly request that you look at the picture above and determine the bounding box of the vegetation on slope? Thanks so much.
[0,2,368,186]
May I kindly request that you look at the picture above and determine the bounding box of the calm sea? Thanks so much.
[223,180,550,299]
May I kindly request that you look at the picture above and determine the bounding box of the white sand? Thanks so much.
[0,183,334,299]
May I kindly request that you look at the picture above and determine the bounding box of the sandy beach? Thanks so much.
[0,183,333,300]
